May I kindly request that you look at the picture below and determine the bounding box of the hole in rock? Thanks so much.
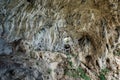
[78,35,91,50]
[27,0,34,4]
[64,44,70,49]
[85,55,92,63]
[106,58,110,63]
[96,60,99,68]
[106,44,109,50]
[9,69,15,75]
[64,44,71,53]
[27,0,31,2]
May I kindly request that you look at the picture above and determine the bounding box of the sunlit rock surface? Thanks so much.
[0,0,120,80]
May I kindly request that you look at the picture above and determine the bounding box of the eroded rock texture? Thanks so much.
[0,54,43,80]
[0,0,120,80]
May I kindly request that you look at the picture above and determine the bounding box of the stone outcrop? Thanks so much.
[0,0,120,80]
[0,38,13,55]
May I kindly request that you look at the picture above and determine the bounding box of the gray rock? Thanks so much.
[0,67,43,80]
[0,38,13,55]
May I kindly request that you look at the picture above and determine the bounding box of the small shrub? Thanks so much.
[99,68,110,80]
[64,57,91,80]
[99,73,106,80]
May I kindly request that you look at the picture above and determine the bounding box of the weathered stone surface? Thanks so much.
[0,55,43,80]
[0,38,12,55]
[0,0,120,80]
[0,67,42,80]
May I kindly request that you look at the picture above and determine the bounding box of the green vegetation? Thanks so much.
[115,51,120,56]
[64,55,91,80]
[99,68,110,80]
[77,67,91,80]
[47,68,52,74]
[99,73,106,80]
[113,49,120,56]
[101,68,110,75]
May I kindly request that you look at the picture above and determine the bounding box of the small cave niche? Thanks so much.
[9,69,15,76]
[78,35,90,44]
[27,0,35,6]
[106,58,110,64]
[78,35,91,51]
[96,60,99,68]
[27,0,30,2]
[106,43,109,50]
[106,58,112,70]
[27,0,33,3]
[64,44,71,53]
[85,55,92,63]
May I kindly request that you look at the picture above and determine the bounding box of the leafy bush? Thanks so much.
[99,68,110,80]
[64,59,91,80]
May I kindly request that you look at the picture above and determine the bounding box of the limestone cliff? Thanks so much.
[0,0,120,80]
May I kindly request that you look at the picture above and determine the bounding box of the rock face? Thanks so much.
[0,66,43,80]
[0,38,13,55]
[0,55,43,80]
[0,0,120,80]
